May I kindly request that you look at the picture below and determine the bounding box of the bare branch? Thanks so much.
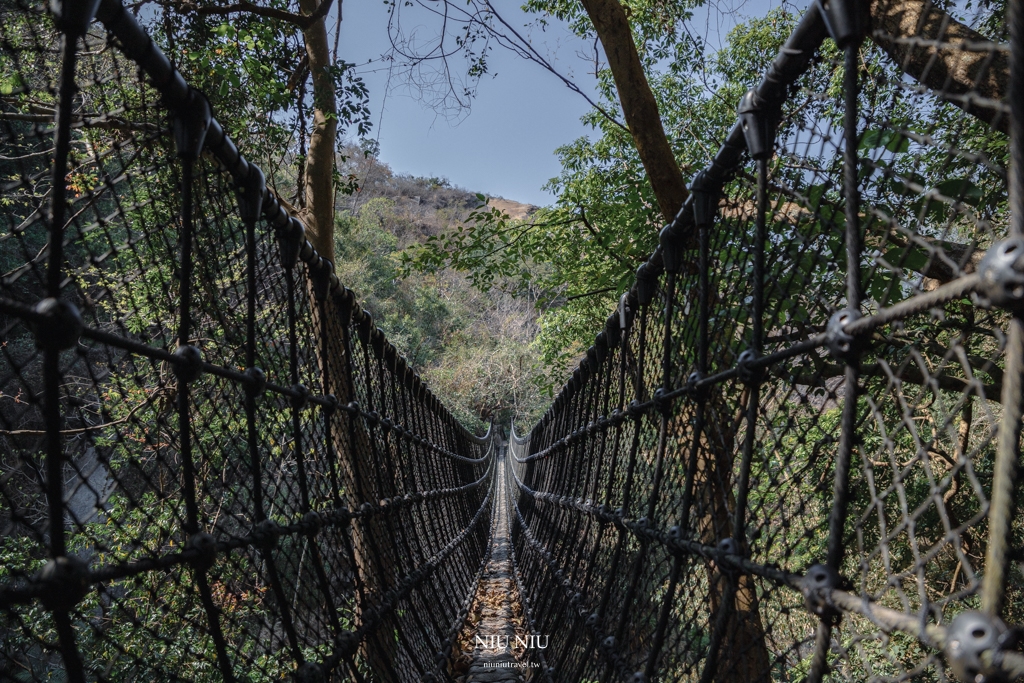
[173,0,335,30]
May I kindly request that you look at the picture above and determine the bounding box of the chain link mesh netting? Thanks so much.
[508,0,1024,681]
[0,1,495,680]
[3,0,1024,681]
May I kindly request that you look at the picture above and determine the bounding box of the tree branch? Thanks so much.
[577,0,687,222]
[577,205,634,267]
[186,0,335,30]
[869,0,1008,132]
[565,286,616,301]
[476,0,628,133]
[784,360,1001,403]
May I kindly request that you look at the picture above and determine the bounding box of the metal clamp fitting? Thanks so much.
[32,298,83,351]
[370,328,386,359]
[51,0,101,37]
[357,313,373,345]
[244,367,266,396]
[738,89,779,161]
[289,383,309,410]
[800,563,842,625]
[627,400,644,419]
[594,332,608,364]
[716,538,744,581]
[334,630,359,656]
[636,263,657,306]
[310,265,330,304]
[253,519,281,550]
[817,0,865,47]
[186,531,217,572]
[172,89,212,163]
[737,349,762,385]
[717,537,740,556]
[171,344,203,383]
[277,221,304,270]
[659,221,685,274]
[293,663,323,683]
[235,163,266,226]
[653,387,672,417]
[604,313,622,347]
[826,309,862,361]
[685,371,705,399]
[337,287,356,326]
[690,170,720,229]
[944,610,1008,683]
[36,555,90,612]
[975,238,1024,312]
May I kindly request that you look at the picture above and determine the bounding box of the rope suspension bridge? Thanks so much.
[2,0,1024,680]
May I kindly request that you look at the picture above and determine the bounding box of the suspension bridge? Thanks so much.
[2,0,1024,680]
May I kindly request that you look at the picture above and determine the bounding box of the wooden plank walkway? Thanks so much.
[451,451,531,682]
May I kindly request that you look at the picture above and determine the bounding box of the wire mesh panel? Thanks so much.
[509,0,1024,681]
[0,1,495,681]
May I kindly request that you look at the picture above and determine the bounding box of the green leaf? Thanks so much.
[806,183,826,210]
[859,129,882,150]
[883,130,910,153]
[934,178,983,206]
[859,128,909,153]
[883,244,929,273]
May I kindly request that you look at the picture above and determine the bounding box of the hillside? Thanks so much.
[332,146,546,431]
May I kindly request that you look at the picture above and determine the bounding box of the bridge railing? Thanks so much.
[509,1,1024,681]
[0,1,496,680]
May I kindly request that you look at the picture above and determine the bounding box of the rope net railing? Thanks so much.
[0,1,496,681]
[508,0,1024,681]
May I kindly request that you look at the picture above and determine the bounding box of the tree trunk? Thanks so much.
[298,0,338,259]
[577,0,688,223]
[695,390,772,683]
[294,1,402,676]
[869,0,1009,133]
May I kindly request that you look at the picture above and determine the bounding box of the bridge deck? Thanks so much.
[454,452,529,682]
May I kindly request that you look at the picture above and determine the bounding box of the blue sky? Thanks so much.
[338,0,780,206]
